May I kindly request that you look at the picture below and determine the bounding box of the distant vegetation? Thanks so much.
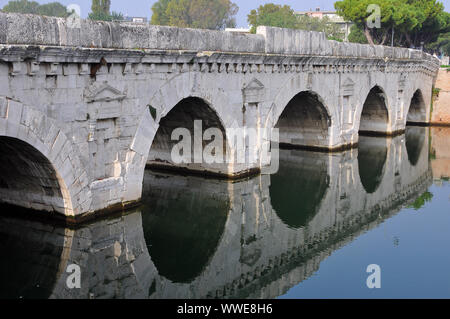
[150,0,238,30]
[408,192,433,210]
[247,3,346,41]
[1,0,68,17]
[88,0,124,21]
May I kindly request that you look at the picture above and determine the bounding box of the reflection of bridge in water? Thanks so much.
[0,127,432,299]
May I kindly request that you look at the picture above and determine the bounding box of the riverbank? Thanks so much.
[431,68,450,125]
[431,127,450,181]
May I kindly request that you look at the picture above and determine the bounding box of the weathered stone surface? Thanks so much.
[0,12,440,218]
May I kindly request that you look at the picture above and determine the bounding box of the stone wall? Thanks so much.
[0,12,440,65]
[431,68,450,125]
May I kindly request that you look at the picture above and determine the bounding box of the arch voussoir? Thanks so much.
[0,99,91,217]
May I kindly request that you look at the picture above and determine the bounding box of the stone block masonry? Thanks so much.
[0,12,440,221]
[431,68,450,126]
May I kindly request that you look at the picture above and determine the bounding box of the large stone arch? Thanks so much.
[405,88,427,125]
[401,73,433,127]
[0,99,91,217]
[357,85,392,135]
[265,74,338,149]
[124,72,234,203]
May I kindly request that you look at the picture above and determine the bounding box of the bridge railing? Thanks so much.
[0,12,440,66]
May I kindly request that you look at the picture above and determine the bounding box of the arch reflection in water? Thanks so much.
[405,126,426,166]
[0,129,434,299]
[358,136,388,194]
[141,171,229,284]
[0,214,64,299]
[270,149,330,229]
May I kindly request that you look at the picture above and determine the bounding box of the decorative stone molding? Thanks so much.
[342,78,355,97]
[243,79,265,104]
[84,82,126,103]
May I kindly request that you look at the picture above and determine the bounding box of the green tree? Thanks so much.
[429,32,450,55]
[2,0,39,14]
[348,24,369,43]
[91,0,110,15]
[151,0,171,25]
[335,0,449,48]
[88,0,125,22]
[89,0,112,21]
[2,0,68,17]
[247,3,297,33]
[110,11,124,21]
[296,15,345,41]
[151,0,238,30]
[37,2,68,17]
[409,192,433,210]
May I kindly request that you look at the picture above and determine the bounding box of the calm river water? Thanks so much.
[0,126,449,299]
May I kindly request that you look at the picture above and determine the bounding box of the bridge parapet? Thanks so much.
[0,12,440,66]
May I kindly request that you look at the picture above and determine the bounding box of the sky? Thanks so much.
[0,0,449,28]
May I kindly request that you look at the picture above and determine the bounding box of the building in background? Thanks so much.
[124,16,148,23]
[225,27,251,34]
[295,7,353,41]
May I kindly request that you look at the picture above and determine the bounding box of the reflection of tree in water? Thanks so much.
[408,192,433,210]
[405,126,426,166]
[0,214,63,299]
[270,150,329,229]
[358,136,387,194]
[141,173,229,284]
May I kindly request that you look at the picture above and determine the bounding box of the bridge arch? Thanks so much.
[406,89,427,124]
[358,85,391,135]
[125,73,234,203]
[147,96,229,176]
[266,75,337,150]
[275,91,332,150]
[0,101,91,217]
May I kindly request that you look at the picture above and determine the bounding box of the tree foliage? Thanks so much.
[429,31,450,55]
[89,0,124,22]
[37,2,67,17]
[151,0,171,25]
[91,0,111,15]
[247,3,297,33]
[348,24,369,44]
[409,192,433,210]
[335,0,449,49]
[151,0,238,30]
[2,0,68,17]
[297,15,345,41]
[247,4,345,41]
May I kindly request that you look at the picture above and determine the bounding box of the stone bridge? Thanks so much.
[0,12,440,221]
[0,127,432,299]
